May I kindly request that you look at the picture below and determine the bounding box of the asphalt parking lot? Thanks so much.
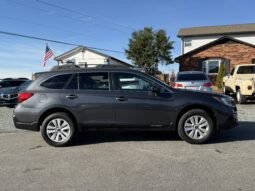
[0,104,254,191]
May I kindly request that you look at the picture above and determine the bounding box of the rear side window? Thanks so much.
[41,74,72,89]
[66,74,78,90]
[177,73,207,81]
[237,66,255,74]
[79,72,109,90]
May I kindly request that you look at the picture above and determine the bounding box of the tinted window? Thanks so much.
[41,74,72,89]
[114,73,153,91]
[79,72,109,90]
[177,73,207,81]
[237,66,255,74]
[65,74,78,90]
[0,81,10,88]
[10,80,26,87]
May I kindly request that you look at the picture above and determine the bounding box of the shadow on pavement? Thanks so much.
[71,121,255,146]
[211,121,255,144]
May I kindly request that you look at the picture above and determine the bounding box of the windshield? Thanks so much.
[237,66,255,74]
[0,81,10,88]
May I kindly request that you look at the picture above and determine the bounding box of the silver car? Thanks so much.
[173,71,212,92]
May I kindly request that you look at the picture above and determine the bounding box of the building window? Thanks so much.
[251,59,255,64]
[184,39,192,47]
[202,59,222,75]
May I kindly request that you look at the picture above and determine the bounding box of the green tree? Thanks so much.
[216,61,225,89]
[125,27,174,75]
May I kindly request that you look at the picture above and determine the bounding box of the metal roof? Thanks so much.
[178,23,255,37]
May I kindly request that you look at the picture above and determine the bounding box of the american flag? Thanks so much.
[43,44,54,66]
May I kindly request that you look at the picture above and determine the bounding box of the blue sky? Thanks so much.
[0,0,255,78]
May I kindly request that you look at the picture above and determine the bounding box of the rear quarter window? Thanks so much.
[40,74,72,89]
[177,73,207,81]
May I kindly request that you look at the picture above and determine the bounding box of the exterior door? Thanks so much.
[112,72,173,127]
[60,72,115,127]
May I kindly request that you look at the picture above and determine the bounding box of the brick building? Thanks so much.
[175,24,255,82]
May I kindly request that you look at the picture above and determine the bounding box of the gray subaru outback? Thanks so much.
[13,66,237,146]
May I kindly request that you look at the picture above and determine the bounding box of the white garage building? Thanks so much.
[54,46,132,68]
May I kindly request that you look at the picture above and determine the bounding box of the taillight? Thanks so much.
[173,82,183,88]
[203,82,213,87]
[18,92,34,103]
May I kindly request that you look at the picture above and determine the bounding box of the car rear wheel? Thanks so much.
[41,112,75,147]
[178,109,214,144]
[236,89,247,104]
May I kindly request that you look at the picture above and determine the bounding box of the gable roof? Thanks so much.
[178,23,255,37]
[55,46,132,67]
[175,36,255,62]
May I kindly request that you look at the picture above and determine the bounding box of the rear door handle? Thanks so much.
[116,96,128,101]
[66,94,78,99]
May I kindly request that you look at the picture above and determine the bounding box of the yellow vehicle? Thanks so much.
[223,64,255,104]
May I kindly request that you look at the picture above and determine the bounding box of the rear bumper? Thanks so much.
[13,114,39,131]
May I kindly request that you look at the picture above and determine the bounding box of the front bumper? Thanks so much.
[217,109,238,130]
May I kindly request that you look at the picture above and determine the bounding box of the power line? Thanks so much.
[0,15,91,38]
[0,30,125,53]
[35,0,136,31]
[7,0,133,34]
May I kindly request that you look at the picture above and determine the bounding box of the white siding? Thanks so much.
[59,49,127,68]
[182,33,255,54]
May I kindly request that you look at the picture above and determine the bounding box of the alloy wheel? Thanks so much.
[184,115,209,140]
[46,118,71,143]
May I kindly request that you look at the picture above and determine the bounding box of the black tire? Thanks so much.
[177,109,215,144]
[223,84,229,95]
[41,112,76,147]
[236,89,247,104]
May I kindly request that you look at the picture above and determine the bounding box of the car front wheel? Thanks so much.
[178,109,214,144]
[236,89,247,104]
[41,112,76,147]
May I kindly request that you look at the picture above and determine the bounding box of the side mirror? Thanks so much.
[151,86,160,93]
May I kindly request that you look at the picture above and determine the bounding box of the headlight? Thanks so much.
[213,96,235,107]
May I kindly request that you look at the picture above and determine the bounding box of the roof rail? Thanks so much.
[95,64,132,69]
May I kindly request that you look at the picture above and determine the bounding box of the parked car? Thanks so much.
[173,71,213,92]
[0,78,29,106]
[223,64,255,104]
[13,66,237,146]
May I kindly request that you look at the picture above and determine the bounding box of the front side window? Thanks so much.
[41,74,72,89]
[114,73,153,91]
[79,72,109,90]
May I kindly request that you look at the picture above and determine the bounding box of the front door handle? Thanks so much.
[116,96,128,101]
[66,94,78,100]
